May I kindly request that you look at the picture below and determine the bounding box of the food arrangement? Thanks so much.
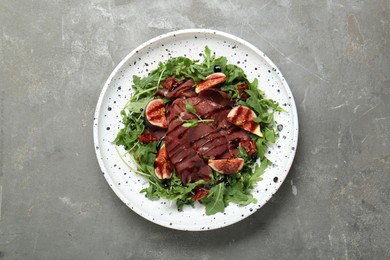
[114,47,283,215]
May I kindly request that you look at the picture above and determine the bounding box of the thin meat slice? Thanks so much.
[165,135,211,184]
[163,84,255,184]
[165,106,212,184]
[188,123,229,159]
[157,79,197,99]
[141,76,257,184]
[166,98,187,121]
[198,88,234,107]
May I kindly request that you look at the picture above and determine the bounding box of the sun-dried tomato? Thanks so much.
[241,139,257,155]
[138,129,158,144]
[237,83,250,100]
[192,188,209,201]
[162,77,181,90]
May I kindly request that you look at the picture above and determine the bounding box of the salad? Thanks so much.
[114,47,283,215]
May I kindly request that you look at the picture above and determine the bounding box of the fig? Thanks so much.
[154,144,173,180]
[195,72,227,93]
[208,158,244,174]
[227,105,263,137]
[145,99,168,129]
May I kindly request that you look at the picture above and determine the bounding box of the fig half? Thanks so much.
[195,73,227,93]
[208,158,244,174]
[154,144,173,180]
[145,99,168,129]
[227,105,263,137]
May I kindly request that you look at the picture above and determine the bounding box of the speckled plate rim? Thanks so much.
[93,29,299,231]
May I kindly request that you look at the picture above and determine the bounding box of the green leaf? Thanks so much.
[185,102,197,114]
[182,119,214,128]
[125,96,152,111]
[182,120,198,128]
[204,46,212,68]
[225,186,256,206]
[248,158,270,188]
[224,64,247,84]
[221,83,242,99]
[202,183,226,215]
[264,127,276,143]
[237,144,252,163]
[244,96,263,115]
[176,197,195,211]
[256,138,267,159]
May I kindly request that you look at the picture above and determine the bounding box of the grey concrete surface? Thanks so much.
[1,0,389,259]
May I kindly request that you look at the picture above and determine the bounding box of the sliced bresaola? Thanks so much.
[165,123,212,184]
[188,123,230,159]
[167,97,230,159]
[165,143,211,184]
[157,78,197,99]
[198,88,234,107]
[164,94,255,184]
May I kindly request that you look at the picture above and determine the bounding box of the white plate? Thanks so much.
[93,29,298,231]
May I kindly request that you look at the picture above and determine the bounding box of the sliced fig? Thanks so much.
[145,99,168,129]
[195,72,227,93]
[154,144,173,180]
[208,158,244,174]
[227,105,263,137]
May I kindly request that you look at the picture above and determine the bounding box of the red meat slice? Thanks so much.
[164,93,255,184]
[157,79,197,99]
[165,135,212,184]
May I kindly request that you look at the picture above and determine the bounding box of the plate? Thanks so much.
[93,29,298,231]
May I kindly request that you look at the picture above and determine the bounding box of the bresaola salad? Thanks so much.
[115,47,283,215]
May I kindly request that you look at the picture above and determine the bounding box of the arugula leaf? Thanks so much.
[225,64,247,84]
[221,83,242,99]
[141,172,206,201]
[202,183,226,215]
[114,110,144,151]
[255,138,267,159]
[204,46,212,68]
[176,197,195,211]
[182,102,213,127]
[225,186,256,206]
[261,99,286,112]
[125,96,152,111]
[182,120,199,128]
[237,144,251,163]
[264,127,276,143]
[249,158,270,188]
[185,102,197,114]
[182,119,214,128]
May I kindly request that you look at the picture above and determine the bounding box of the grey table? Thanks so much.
[1,0,389,259]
